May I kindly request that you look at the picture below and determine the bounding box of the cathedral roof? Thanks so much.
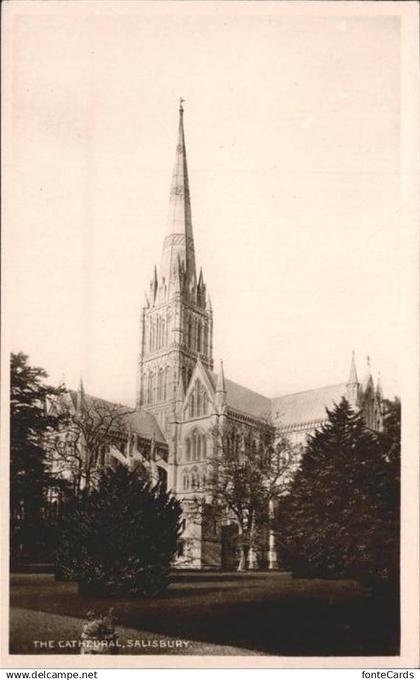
[207,370,271,419]
[271,383,347,428]
[207,369,348,426]
[67,390,167,446]
[125,410,167,445]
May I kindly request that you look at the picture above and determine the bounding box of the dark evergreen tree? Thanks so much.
[10,352,65,565]
[278,398,400,585]
[374,398,400,586]
[56,464,182,597]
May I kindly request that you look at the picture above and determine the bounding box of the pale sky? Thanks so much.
[5,2,404,405]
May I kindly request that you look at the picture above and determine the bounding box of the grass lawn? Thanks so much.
[10,607,260,656]
[9,572,399,656]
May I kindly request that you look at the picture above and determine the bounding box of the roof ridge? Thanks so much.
[68,388,132,410]
[272,382,346,400]
[209,370,270,401]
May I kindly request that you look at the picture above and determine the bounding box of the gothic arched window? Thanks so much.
[203,324,208,355]
[166,312,170,345]
[153,372,159,403]
[197,321,202,353]
[147,372,153,404]
[163,367,169,400]
[191,317,195,351]
[187,316,192,348]
[191,467,200,490]
[202,387,208,415]
[192,432,197,461]
[195,381,201,415]
[197,434,201,461]
[183,472,190,491]
[162,319,166,348]
[202,435,207,459]
[185,438,191,462]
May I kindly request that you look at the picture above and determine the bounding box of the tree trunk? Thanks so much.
[236,524,247,571]
[237,545,246,571]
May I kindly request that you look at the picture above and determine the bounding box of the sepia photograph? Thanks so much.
[2,0,419,669]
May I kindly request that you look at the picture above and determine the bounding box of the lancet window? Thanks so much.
[157,370,163,401]
[183,472,190,491]
[191,467,200,490]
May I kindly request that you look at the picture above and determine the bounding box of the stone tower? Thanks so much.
[136,101,213,436]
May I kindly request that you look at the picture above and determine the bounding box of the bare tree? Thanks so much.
[200,416,294,570]
[46,391,136,497]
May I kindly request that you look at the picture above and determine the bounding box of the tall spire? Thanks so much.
[160,99,196,288]
[347,350,358,385]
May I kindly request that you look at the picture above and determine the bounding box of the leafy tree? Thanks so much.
[56,464,182,597]
[10,352,65,565]
[198,418,293,570]
[278,398,400,586]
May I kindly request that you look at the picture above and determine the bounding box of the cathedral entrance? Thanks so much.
[221,523,239,571]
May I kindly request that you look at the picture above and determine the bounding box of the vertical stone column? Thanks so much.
[136,307,146,408]
[248,546,258,570]
[268,498,278,570]
[248,517,258,569]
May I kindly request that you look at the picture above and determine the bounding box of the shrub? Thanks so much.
[55,464,182,597]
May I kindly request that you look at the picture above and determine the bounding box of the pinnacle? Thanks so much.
[347,350,358,385]
[216,360,226,393]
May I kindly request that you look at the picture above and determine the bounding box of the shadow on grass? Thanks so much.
[10,574,399,656]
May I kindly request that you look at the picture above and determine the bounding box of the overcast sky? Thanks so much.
[5,2,404,405]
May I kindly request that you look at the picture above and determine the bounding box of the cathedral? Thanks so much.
[64,102,384,570]
[126,101,383,568]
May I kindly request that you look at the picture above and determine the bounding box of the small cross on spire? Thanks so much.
[179,97,185,112]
